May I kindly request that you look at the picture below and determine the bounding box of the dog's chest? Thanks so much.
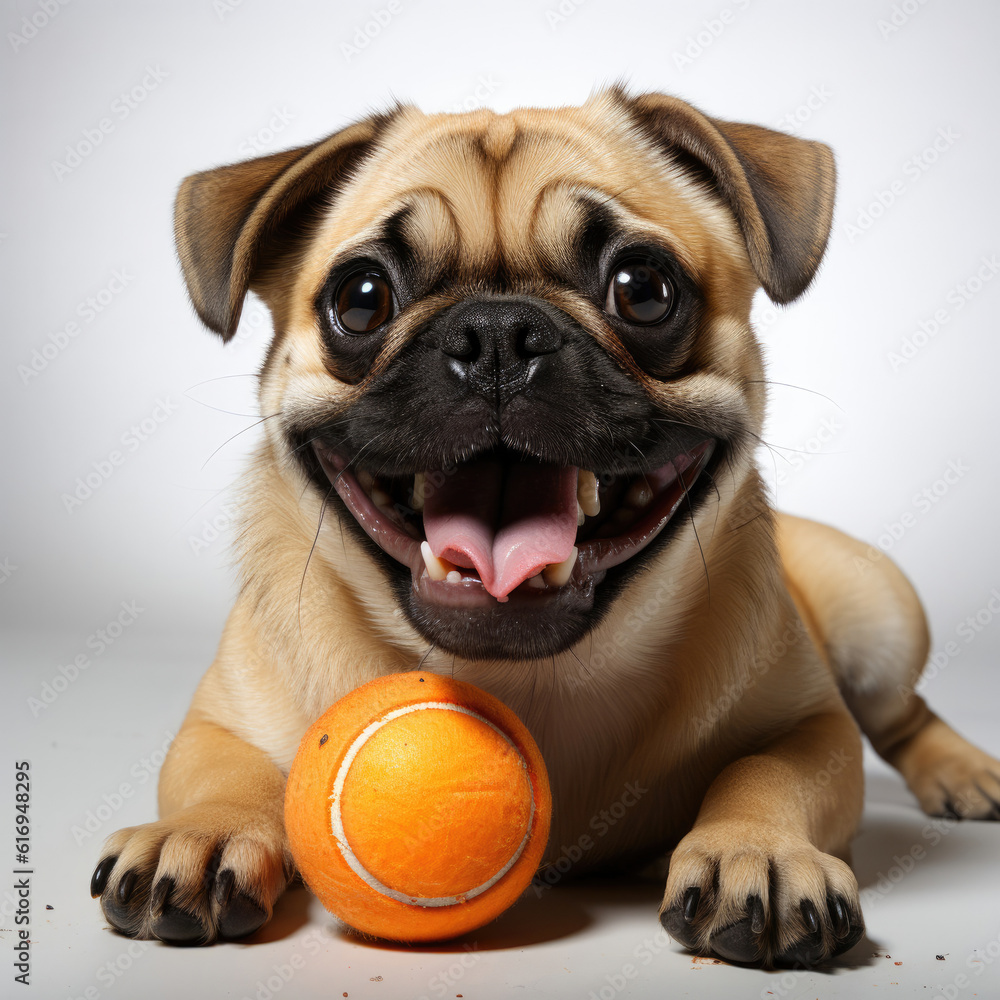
[452,666,698,871]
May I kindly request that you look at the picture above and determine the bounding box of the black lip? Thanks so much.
[296,434,725,660]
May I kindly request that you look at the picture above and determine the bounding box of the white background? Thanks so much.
[2,1,999,998]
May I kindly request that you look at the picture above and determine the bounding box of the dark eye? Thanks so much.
[605,257,675,325]
[334,270,393,334]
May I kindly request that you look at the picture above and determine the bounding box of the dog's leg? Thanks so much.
[90,691,292,944]
[777,513,1000,820]
[660,707,866,966]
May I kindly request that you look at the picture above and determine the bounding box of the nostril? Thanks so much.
[441,325,479,363]
[517,320,562,358]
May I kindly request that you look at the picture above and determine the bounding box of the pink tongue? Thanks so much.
[422,461,579,601]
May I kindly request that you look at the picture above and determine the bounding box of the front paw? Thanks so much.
[90,803,291,944]
[659,824,864,967]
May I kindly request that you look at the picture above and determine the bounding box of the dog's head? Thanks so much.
[174,89,834,662]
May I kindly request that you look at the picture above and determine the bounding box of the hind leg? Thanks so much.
[777,513,1000,820]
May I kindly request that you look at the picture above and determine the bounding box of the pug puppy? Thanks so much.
[90,89,1000,965]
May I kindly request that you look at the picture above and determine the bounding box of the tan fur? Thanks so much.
[93,89,999,962]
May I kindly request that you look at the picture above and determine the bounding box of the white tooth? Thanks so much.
[577,501,586,526]
[625,480,654,509]
[411,472,426,511]
[578,470,600,517]
[371,487,391,508]
[445,570,463,584]
[420,541,451,581]
[527,574,546,589]
[543,546,578,587]
[357,469,374,492]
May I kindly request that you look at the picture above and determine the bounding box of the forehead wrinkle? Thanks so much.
[397,187,461,253]
[313,123,499,270]
[397,131,499,266]
[493,131,602,254]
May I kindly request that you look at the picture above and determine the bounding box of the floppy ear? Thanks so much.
[174,116,387,341]
[627,92,836,304]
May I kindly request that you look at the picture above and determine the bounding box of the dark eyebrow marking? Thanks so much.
[378,205,418,279]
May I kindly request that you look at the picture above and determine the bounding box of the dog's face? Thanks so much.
[174,89,835,661]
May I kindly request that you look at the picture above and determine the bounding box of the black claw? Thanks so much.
[116,869,138,906]
[774,899,826,968]
[800,898,820,935]
[683,886,701,924]
[214,868,236,908]
[101,867,152,938]
[829,894,849,939]
[91,856,117,898]
[748,894,766,936]
[973,784,1000,820]
[939,800,960,820]
[152,903,207,945]
[829,906,866,959]
[150,876,174,916]
[219,890,268,940]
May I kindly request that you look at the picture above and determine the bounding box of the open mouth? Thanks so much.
[312,440,715,610]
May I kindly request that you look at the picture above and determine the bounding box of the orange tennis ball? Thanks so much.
[284,671,551,943]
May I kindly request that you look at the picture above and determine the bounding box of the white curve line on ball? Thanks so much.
[328,700,536,907]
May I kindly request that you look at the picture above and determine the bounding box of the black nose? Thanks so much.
[439,297,564,400]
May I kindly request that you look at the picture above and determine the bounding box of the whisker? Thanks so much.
[200,412,281,471]
[183,396,263,419]
[675,457,710,604]
[747,379,844,411]
[184,373,261,390]
[169,476,245,537]
[298,483,334,635]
